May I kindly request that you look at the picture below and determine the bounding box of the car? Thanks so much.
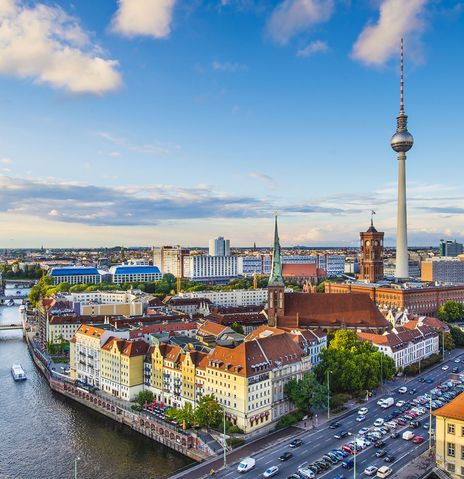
[332,449,348,459]
[334,431,349,439]
[454,358,461,363]
[279,452,293,462]
[442,366,449,371]
[452,368,459,373]
[356,415,366,422]
[374,440,385,448]
[410,420,421,428]
[375,449,387,458]
[327,453,340,463]
[322,454,337,465]
[418,377,425,383]
[237,457,256,473]
[412,435,425,444]
[374,418,384,427]
[359,427,370,435]
[398,387,408,393]
[289,439,303,448]
[263,466,279,478]
[395,400,405,407]
[385,421,397,429]
[425,378,433,384]
[307,465,319,474]
[384,455,395,463]
[287,475,300,479]
[332,476,346,479]
[364,466,378,476]
[342,444,354,454]
[297,467,315,479]
[409,388,417,395]
[329,421,341,429]
[376,466,392,478]
[315,460,329,471]
[396,418,406,426]
[390,432,399,439]
[342,459,354,470]
[359,407,369,415]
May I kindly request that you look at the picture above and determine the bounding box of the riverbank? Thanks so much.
[24,329,213,463]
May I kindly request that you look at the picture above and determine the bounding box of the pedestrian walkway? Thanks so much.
[392,449,435,478]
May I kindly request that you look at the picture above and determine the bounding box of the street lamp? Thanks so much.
[429,396,433,452]
[353,434,357,479]
[327,370,332,420]
[223,408,227,469]
[74,457,80,479]
[380,353,384,394]
[442,329,445,361]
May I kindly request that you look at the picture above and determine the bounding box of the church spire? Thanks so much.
[268,215,284,286]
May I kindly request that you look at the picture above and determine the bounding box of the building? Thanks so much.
[317,254,346,277]
[177,288,269,307]
[163,297,212,316]
[391,38,414,279]
[422,258,464,284]
[384,259,421,279]
[433,392,464,478]
[357,323,438,369]
[282,263,325,283]
[209,237,230,256]
[183,255,238,283]
[153,245,190,277]
[358,219,384,283]
[49,266,103,285]
[196,320,244,347]
[204,305,267,335]
[327,281,464,316]
[100,338,148,400]
[440,240,463,258]
[237,255,271,276]
[109,265,162,284]
[267,217,389,332]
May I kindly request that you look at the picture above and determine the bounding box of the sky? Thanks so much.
[0,0,463,248]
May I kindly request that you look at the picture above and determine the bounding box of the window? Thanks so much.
[462,426,464,437]
[446,463,455,473]
[447,442,455,457]
[462,446,464,461]
[448,423,455,435]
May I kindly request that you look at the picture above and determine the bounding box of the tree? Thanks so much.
[134,390,154,408]
[437,301,464,323]
[316,281,326,293]
[178,402,195,428]
[194,394,223,429]
[450,325,464,347]
[230,322,244,335]
[285,371,328,411]
[439,331,455,351]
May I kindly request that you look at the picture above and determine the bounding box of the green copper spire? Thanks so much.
[268,215,284,286]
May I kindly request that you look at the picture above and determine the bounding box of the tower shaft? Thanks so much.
[396,152,408,278]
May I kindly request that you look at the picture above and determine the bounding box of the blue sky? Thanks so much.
[0,0,463,248]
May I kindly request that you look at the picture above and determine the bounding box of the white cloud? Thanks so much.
[97,131,179,156]
[0,158,13,165]
[111,0,176,39]
[212,61,248,72]
[297,39,328,57]
[352,0,427,65]
[266,0,334,44]
[0,0,121,94]
[249,172,278,188]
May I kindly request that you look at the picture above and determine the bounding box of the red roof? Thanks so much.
[282,263,317,278]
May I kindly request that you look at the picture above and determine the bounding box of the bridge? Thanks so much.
[0,323,23,330]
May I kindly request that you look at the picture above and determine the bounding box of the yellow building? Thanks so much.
[100,338,148,400]
[434,392,464,478]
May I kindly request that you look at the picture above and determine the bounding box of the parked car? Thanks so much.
[342,459,354,470]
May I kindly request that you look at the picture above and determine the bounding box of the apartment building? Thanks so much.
[183,255,238,282]
[177,288,269,307]
[434,392,464,478]
[422,257,464,284]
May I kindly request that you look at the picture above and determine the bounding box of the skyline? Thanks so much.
[0,0,463,248]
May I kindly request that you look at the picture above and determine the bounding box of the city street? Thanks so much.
[211,350,464,479]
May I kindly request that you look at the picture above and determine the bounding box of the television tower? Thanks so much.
[391,38,414,279]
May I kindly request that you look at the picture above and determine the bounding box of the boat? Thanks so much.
[11,364,27,381]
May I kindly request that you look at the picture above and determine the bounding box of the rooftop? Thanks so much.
[433,392,464,422]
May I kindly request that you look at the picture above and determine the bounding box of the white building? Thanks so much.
[209,236,230,256]
[177,288,270,307]
[183,255,238,282]
[109,265,162,284]
[237,255,272,276]
[358,324,439,370]
[49,267,103,285]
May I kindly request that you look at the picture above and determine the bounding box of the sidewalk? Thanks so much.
[392,449,435,478]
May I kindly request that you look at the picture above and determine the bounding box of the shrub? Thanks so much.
[275,410,305,430]
[227,437,245,448]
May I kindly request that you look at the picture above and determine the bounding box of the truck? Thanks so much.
[380,397,394,408]
[237,457,256,473]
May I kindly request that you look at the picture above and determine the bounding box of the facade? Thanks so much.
[357,323,438,369]
[183,255,238,282]
[163,297,212,316]
[109,265,162,284]
[152,245,190,277]
[177,288,268,307]
[237,255,271,276]
[326,281,464,316]
[49,267,102,285]
[204,305,267,335]
[208,237,230,256]
[384,260,421,279]
[421,258,464,284]
[100,338,148,400]
[440,240,463,258]
[318,254,346,277]
[434,392,464,478]
[358,221,384,283]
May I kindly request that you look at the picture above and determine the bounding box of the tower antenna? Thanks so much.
[400,37,404,114]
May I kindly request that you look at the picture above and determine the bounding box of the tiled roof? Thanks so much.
[282,263,317,277]
[128,322,196,338]
[433,392,464,422]
[102,337,148,357]
[166,297,212,306]
[279,293,389,329]
[197,320,228,337]
[205,312,266,326]
[77,325,106,338]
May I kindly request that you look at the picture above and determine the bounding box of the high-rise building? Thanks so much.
[440,240,463,257]
[421,257,464,284]
[208,236,230,256]
[152,245,190,277]
[391,38,414,279]
[358,218,384,283]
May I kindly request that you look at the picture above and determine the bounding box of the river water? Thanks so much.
[0,306,192,479]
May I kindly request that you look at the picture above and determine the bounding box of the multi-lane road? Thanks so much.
[214,350,464,479]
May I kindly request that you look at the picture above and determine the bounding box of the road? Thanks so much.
[213,350,464,479]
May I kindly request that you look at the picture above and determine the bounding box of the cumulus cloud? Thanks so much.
[111,0,176,39]
[266,0,334,44]
[212,61,248,72]
[352,0,427,65]
[0,0,121,94]
[297,39,328,57]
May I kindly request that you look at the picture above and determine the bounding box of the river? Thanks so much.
[0,306,192,479]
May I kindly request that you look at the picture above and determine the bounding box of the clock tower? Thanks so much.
[358,216,384,283]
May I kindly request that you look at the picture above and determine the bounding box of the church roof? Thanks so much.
[268,216,284,287]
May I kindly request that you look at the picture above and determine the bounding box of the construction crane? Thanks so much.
[253,271,258,289]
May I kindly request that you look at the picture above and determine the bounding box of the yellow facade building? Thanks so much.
[434,392,464,478]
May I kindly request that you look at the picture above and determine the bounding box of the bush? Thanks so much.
[330,393,351,409]
[403,353,441,376]
[275,410,305,430]
[227,437,245,448]
[227,424,244,434]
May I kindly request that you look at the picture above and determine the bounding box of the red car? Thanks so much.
[396,419,407,426]
[342,444,355,454]
[412,435,425,444]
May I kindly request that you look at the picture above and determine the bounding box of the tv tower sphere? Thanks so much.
[391,128,414,153]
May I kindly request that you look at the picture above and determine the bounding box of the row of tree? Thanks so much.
[1,263,43,279]
[437,301,464,323]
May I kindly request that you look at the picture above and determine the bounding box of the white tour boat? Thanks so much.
[11,363,27,381]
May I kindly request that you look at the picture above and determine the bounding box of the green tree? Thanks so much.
[134,390,154,408]
[439,331,455,351]
[69,283,88,293]
[194,394,223,429]
[450,325,464,347]
[437,301,464,323]
[285,371,328,411]
[230,322,244,335]
[316,282,326,293]
[178,402,195,428]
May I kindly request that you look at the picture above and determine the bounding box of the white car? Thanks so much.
[454,358,461,363]
[377,466,392,478]
[398,387,408,393]
[359,427,370,435]
[297,467,315,479]
[374,418,385,427]
[385,421,397,429]
[364,466,378,476]
[396,400,405,407]
[356,415,366,422]
[263,466,279,478]
[442,365,449,371]
[359,407,369,415]
[377,399,385,406]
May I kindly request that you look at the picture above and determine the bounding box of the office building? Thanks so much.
[440,240,463,258]
[208,237,230,256]
[183,255,237,282]
[422,258,464,284]
[49,266,103,285]
[109,265,162,284]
